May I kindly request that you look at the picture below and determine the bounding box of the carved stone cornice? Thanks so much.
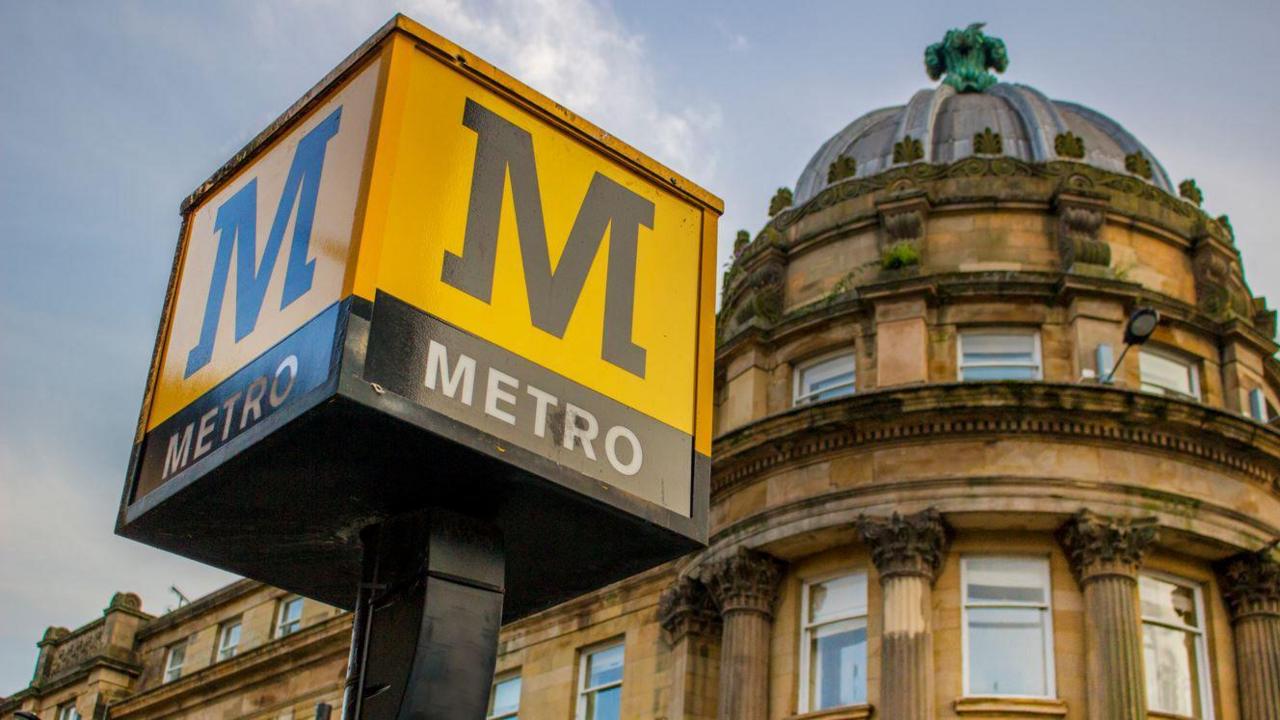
[657,575,721,645]
[855,508,951,581]
[712,382,1280,496]
[1219,550,1280,621]
[702,547,785,616]
[1057,510,1158,584]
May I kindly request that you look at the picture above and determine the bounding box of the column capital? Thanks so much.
[702,547,785,616]
[658,575,721,645]
[855,508,951,582]
[1057,510,1158,584]
[1219,550,1280,621]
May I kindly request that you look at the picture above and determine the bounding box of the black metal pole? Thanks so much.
[340,510,504,720]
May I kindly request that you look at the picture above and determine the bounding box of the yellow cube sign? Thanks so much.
[122,12,720,572]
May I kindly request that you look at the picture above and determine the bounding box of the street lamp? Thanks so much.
[1103,307,1159,384]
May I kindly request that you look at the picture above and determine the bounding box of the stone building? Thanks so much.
[6,24,1280,720]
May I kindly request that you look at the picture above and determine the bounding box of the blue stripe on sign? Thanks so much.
[135,302,343,499]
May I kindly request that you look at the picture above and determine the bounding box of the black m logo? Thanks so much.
[441,99,654,378]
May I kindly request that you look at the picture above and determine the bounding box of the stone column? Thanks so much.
[855,508,950,720]
[1058,510,1158,720]
[1220,551,1280,720]
[658,575,722,720]
[702,548,784,720]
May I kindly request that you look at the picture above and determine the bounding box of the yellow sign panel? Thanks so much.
[355,36,703,439]
[147,56,382,431]
[134,17,719,517]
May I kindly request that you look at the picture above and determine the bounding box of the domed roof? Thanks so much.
[794,29,1174,205]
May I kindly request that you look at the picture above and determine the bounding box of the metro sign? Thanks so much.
[118,16,720,620]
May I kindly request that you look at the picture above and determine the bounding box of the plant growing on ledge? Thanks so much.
[768,187,793,217]
[882,241,921,269]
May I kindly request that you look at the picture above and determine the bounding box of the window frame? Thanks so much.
[793,350,857,406]
[56,702,81,720]
[162,640,187,683]
[486,669,522,720]
[1138,346,1202,400]
[957,328,1043,381]
[797,569,870,713]
[960,555,1057,699]
[575,638,625,720]
[1139,571,1215,719]
[275,596,304,638]
[216,617,242,662]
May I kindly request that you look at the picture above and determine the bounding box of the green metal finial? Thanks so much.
[925,23,1008,93]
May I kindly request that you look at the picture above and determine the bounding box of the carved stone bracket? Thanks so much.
[1057,510,1158,584]
[1054,191,1110,269]
[855,508,951,582]
[877,192,930,270]
[1192,231,1252,321]
[1219,551,1280,621]
[702,547,785,616]
[658,575,721,645]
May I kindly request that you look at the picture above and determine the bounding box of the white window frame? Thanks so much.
[957,329,1043,381]
[798,570,870,713]
[575,639,625,720]
[162,640,186,683]
[216,618,241,661]
[56,702,81,720]
[275,596,304,638]
[1140,571,1215,719]
[793,350,857,405]
[960,555,1056,699]
[1138,346,1201,400]
[486,670,521,720]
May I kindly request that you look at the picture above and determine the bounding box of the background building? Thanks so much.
[6,25,1280,720]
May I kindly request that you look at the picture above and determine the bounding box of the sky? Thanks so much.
[2,0,1279,692]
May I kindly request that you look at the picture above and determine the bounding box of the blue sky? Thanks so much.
[2,0,1278,691]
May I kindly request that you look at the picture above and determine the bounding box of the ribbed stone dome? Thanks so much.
[794,83,1174,205]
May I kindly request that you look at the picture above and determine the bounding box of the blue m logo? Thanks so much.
[184,108,343,378]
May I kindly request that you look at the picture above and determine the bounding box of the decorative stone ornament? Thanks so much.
[1179,178,1204,206]
[973,127,1003,155]
[1057,510,1158,583]
[702,547,785,616]
[878,192,929,271]
[1124,151,1153,179]
[657,575,721,645]
[768,187,793,217]
[924,23,1009,93]
[1220,551,1280,620]
[893,136,924,164]
[1054,131,1085,159]
[1055,192,1111,268]
[855,508,951,581]
[733,229,750,256]
[827,155,857,183]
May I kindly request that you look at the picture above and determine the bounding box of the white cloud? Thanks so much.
[404,0,721,182]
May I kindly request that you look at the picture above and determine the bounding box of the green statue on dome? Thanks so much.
[925,23,1009,93]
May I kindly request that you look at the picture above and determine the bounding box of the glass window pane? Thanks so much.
[963,333,1035,356]
[799,354,856,402]
[966,557,1047,604]
[809,619,867,710]
[285,598,303,622]
[587,645,624,688]
[961,365,1039,381]
[809,574,868,623]
[1144,623,1202,716]
[1140,351,1196,398]
[967,607,1049,696]
[586,686,621,720]
[490,676,521,716]
[1140,576,1199,628]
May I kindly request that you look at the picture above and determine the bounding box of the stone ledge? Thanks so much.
[785,703,874,720]
[953,695,1068,716]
